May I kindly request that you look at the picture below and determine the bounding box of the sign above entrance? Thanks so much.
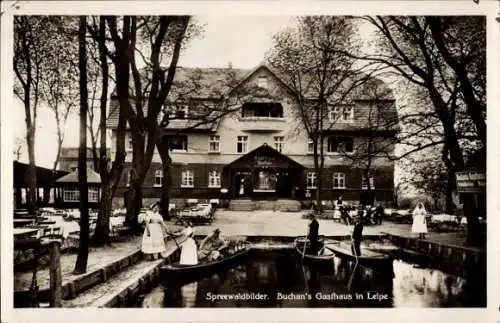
[456,171,486,193]
[254,156,276,166]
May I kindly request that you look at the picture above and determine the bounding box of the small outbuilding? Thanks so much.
[13,161,69,209]
[54,168,102,208]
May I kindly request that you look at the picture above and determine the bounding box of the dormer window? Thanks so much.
[241,103,283,118]
[168,104,189,119]
[258,76,268,89]
[328,105,354,123]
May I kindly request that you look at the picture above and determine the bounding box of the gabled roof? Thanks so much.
[224,143,305,169]
[56,168,101,184]
[106,64,397,131]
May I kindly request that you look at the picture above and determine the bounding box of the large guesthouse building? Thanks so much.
[107,65,398,208]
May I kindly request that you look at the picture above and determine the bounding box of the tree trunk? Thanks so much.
[125,179,143,233]
[74,16,90,274]
[428,87,480,245]
[94,187,112,244]
[462,194,481,246]
[26,128,37,213]
[157,135,172,220]
[92,16,113,246]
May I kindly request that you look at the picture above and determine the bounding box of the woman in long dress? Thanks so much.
[139,204,168,260]
[411,202,428,239]
[179,222,198,265]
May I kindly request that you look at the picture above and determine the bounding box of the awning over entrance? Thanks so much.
[224,143,305,170]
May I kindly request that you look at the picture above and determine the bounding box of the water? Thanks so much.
[141,249,485,308]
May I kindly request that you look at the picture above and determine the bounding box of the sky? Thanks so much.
[12,16,298,168]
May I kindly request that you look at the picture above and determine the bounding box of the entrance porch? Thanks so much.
[223,144,305,200]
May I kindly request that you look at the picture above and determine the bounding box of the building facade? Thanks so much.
[59,147,110,172]
[107,65,398,207]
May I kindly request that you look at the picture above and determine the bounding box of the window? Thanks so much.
[167,135,188,152]
[241,103,283,118]
[181,170,194,188]
[329,106,354,122]
[332,173,346,189]
[169,105,189,119]
[342,106,354,122]
[258,76,268,89]
[88,188,99,202]
[362,176,375,190]
[208,170,221,188]
[154,170,163,187]
[209,135,220,153]
[327,137,354,153]
[274,136,284,153]
[63,187,99,202]
[306,172,317,189]
[237,136,248,153]
[63,189,80,202]
[329,106,341,121]
[307,139,314,154]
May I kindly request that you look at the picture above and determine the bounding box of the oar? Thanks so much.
[165,230,182,250]
[346,217,359,290]
[300,235,309,292]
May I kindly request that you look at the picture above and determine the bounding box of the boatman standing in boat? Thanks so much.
[307,214,321,255]
[351,217,364,257]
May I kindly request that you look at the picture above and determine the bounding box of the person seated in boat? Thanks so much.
[179,225,198,265]
[307,214,322,255]
[351,217,364,257]
[198,228,228,262]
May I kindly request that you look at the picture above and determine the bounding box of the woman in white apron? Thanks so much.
[139,204,168,260]
[411,202,428,239]
[179,222,198,265]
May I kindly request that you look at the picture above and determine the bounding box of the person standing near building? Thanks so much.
[139,203,168,260]
[411,202,428,239]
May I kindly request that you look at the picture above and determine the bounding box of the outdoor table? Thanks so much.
[14,219,35,228]
[38,221,57,226]
[14,228,40,241]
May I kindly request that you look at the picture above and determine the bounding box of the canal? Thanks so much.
[139,246,485,308]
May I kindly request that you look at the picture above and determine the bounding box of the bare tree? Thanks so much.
[340,79,399,207]
[355,16,485,245]
[106,16,192,231]
[267,16,369,211]
[40,18,79,204]
[13,16,45,212]
[86,16,127,244]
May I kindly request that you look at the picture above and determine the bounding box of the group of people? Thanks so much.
[138,202,229,264]
[335,196,384,226]
[306,198,429,257]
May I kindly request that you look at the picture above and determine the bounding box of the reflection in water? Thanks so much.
[392,260,467,307]
[142,249,481,308]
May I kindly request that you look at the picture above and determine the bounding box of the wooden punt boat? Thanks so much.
[294,236,335,264]
[325,240,394,276]
[161,244,250,280]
